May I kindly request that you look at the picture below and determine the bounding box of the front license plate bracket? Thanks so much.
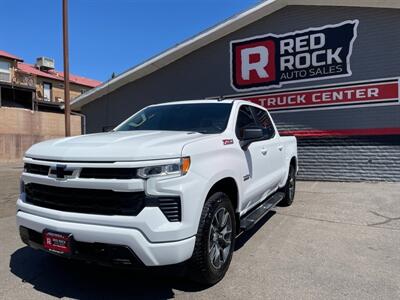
[43,230,73,255]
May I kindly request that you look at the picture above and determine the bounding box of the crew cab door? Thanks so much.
[251,106,285,199]
[235,105,270,212]
[236,104,285,213]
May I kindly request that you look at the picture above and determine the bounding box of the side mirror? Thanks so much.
[242,128,264,140]
[240,128,264,150]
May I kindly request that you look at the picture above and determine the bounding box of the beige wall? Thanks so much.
[35,77,86,103]
[0,107,81,161]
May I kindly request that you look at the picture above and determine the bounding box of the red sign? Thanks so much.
[234,40,276,87]
[43,230,72,254]
[230,20,358,91]
[242,80,399,111]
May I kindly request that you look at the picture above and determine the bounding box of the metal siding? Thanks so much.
[82,6,400,132]
[297,136,400,181]
[81,5,400,181]
[272,105,400,131]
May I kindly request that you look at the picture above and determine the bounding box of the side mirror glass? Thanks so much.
[242,128,264,140]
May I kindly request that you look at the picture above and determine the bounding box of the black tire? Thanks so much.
[188,192,236,285]
[278,165,296,207]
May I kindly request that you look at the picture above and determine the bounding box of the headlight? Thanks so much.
[137,157,191,178]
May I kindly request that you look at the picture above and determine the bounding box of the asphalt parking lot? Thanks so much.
[0,163,399,299]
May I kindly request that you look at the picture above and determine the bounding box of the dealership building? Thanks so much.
[72,0,400,181]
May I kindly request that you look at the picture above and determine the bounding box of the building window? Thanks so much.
[43,82,52,101]
[0,60,11,82]
[80,89,86,94]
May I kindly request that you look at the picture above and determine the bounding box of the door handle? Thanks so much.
[278,145,283,151]
[261,149,268,155]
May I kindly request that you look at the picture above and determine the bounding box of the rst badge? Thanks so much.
[223,139,234,145]
[230,20,359,91]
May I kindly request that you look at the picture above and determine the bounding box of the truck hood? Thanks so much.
[25,131,205,161]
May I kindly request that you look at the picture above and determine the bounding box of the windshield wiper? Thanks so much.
[193,130,219,134]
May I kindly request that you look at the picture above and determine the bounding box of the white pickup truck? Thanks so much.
[17,99,297,284]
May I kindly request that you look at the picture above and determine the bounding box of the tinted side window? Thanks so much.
[235,105,258,139]
[251,107,275,139]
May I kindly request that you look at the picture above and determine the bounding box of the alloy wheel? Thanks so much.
[208,207,233,269]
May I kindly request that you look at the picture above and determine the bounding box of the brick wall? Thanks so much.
[0,107,81,161]
[297,136,400,182]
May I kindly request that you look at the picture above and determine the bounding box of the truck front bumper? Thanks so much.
[17,210,196,266]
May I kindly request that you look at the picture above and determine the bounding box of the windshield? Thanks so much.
[116,103,233,134]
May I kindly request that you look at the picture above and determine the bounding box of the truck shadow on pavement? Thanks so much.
[9,211,276,299]
[9,247,196,299]
[235,211,276,251]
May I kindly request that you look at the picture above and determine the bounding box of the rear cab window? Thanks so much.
[251,106,276,140]
[235,105,258,139]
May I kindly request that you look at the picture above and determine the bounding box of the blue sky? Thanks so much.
[1,0,260,82]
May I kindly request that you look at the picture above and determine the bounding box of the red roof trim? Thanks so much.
[280,128,400,138]
[0,50,23,62]
[0,49,100,88]
[17,62,101,88]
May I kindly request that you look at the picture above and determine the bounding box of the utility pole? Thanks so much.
[63,0,71,136]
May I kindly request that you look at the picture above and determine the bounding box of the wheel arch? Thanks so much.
[206,177,239,212]
[290,156,298,173]
[206,177,240,234]
[279,155,298,188]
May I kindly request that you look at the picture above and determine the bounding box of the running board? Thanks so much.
[240,192,285,231]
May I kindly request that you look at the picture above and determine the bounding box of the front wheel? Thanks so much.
[188,192,236,285]
[278,165,296,207]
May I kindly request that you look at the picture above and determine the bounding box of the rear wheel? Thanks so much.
[188,192,235,285]
[278,165,296,207]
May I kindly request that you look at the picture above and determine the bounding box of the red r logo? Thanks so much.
[233,39,276,88]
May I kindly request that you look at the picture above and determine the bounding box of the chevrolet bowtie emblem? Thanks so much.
[55,164,67,179]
